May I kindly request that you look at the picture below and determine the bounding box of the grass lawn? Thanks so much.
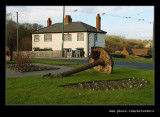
[6,65,154,105]
[112,55,153,63]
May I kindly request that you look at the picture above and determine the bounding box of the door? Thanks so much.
[65,48,72,58]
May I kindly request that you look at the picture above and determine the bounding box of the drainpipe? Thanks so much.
[94,32,97,46]
[87,32,91,57]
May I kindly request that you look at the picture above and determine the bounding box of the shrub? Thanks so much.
[80,50,85,57]
[111,54,126,58]
[144,55,152,58]
[13,51,35,71]
[34,48,52,51]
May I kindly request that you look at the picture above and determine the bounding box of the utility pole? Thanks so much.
[152,21,154,61]
[16,12,19,51]
[61,6,65,57]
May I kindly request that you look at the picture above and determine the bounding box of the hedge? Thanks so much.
[111,54,126,58]
[34,48,53,51]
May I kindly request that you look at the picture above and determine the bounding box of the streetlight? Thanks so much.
[61,6,65,57]
[16,12,19,51]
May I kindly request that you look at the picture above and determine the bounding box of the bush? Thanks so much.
[144,55,152,58]
[34,48,53,51]
[13,51,35,71]
[111,54,126,58]
[80,50,85,57]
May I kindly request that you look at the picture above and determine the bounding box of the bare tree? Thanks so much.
[6,12,17,60]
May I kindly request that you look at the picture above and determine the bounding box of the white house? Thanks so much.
[32,14,107,57]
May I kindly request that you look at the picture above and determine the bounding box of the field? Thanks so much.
[6,63,154,105]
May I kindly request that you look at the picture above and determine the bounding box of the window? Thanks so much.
[77,33,84,41]
[94,34,97,41]
[34,35,40,42]
[44,34,52,42]
[64,34,72,41]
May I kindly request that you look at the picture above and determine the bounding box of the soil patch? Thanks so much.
[62,78,150,91]
[7,63,60,72]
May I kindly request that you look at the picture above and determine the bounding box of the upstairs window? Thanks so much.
[44,34,52,42]
[64,34,72,41]
[94,34,97,41]
[77,33,84,41]
[34,35,40,42]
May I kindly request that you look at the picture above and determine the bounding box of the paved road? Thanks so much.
[6,63,74,78]
[34,58,154,70]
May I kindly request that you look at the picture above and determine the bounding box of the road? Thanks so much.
[34,58,154,70]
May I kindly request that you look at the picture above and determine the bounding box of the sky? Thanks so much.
[6,6,154,40]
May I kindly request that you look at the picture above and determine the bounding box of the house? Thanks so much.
[131,49,150,57]
[121,47,150,57]
[120,47,133,55]
[145,40,152,48]
[31,14,107,57]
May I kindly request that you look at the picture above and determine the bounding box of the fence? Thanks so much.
[13,51,62,58]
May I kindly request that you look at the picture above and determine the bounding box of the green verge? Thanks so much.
[6,66,154,105]
[112,56,153,63]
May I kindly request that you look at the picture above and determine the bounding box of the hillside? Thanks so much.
[105,35,152,53]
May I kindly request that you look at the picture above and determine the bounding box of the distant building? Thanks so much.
[131,49,150,56]
[145,40,152,48]
[120,47,133,55]
[115,51,121,54]
[121,47,150,57]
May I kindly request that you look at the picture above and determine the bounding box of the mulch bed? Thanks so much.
[62,78,150,91]
[7,63,60,72]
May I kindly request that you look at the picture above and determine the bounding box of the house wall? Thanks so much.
[32,32,105,57]
[32,32,88,57]
[88,33,105,56]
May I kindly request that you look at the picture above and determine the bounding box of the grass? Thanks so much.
[6,66,154,105]
[112,55,153,63]
[6,60,84,67]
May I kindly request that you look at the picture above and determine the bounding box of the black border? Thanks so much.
[1,0,160,115]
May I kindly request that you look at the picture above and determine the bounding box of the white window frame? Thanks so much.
[34,35,40,42]
[44,34,52,42]
[77,33,84,41]
[64,34,72,41]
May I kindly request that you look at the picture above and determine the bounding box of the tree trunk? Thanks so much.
[54,59,104,78]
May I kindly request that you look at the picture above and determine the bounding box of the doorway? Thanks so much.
[64,48,72,58]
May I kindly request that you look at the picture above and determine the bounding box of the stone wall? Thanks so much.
[13,51,62,58]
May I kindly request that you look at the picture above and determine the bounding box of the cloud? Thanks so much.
[113,6,122,11]
[6,6,63,25]
[6,6,153,40]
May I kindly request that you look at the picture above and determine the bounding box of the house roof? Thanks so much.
[131,49,149,56]
[32,21,107,34]
[121,47,133,55]
[126,48,133,55]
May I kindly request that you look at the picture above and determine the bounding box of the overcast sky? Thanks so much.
[6,6,154,40]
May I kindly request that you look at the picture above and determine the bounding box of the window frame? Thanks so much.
[64,34,72,41]
[44,34,52,42]
[34,35,40,42]
[77,33,84,41]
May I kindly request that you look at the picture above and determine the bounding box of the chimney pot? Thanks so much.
[47,18,52,27]
[96,14,101,31]
[65,15,72,24]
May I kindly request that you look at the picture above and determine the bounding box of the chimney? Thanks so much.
[65,15,72,24]
[96,14,101,31]
[47,18,52,27]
